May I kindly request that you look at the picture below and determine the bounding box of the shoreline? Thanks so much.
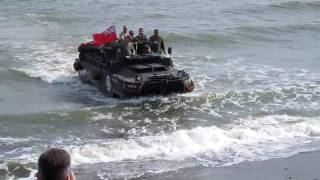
[141,151,320,180]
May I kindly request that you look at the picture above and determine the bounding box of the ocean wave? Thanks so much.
[235,23,320,36]
[166,22,320,46]
[2,114,320,179]
[70,115,320,166]
[217,23,319,44]
[78,57,320,120]
[97,84,320,122]
[165,33,239,45]
[269,1,320,11]
[11,41,77,83]
[6,68,37,80]
[284,23,320,32]
[7,39,320,107]
[0,137,38,144]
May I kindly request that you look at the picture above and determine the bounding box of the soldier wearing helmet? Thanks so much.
[149,29,166,54]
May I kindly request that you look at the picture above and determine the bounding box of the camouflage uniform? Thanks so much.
[136,34,147,42]
[135,34,147,54]
[149,35,166,54]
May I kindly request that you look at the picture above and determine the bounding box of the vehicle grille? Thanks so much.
[141,79,184,95]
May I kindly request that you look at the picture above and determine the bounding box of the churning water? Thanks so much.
[0,0,320,179]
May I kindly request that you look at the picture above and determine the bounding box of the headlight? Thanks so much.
[135,74,142,81]
[178,70,188,77]
[185,78,192,86]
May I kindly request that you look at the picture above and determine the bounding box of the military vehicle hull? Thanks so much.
[74,44,194,98]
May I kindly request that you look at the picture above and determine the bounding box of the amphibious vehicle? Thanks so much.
[73,42,194,98]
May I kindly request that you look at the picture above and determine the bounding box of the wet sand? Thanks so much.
[142,151,320,180]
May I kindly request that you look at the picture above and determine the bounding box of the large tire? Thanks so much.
[73,61,83,71]
[185,79,195,92]
[78,69,89,84]
[97,74,113,97]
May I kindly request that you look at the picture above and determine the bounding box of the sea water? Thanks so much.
[0,0,320,179]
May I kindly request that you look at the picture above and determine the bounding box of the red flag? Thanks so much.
[93,25,117,46]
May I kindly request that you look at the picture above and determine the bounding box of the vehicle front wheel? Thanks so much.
[78,69,89,84]
[97,74,113,97]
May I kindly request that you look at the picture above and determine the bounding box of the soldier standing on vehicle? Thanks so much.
[136,28,148,54]
[149,29,166,54]
[119,25,133,56]
[128,30,137,55]
[119,25,129,40]
[136,28,147,42]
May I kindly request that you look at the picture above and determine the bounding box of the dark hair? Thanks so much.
[38,148,71,180]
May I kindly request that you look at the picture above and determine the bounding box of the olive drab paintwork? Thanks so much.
[149,35,166,54]
[74,40,194,98]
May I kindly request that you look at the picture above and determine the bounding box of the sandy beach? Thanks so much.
[141,151,320,180]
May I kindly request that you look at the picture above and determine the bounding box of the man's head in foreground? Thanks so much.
[37,148,75,180]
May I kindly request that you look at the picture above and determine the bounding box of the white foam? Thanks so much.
[12,41,77,83]
[69,115,320,166]
[90,112,114,122]
[0,137,38,144]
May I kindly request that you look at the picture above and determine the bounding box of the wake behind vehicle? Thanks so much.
[73,41,194,98]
